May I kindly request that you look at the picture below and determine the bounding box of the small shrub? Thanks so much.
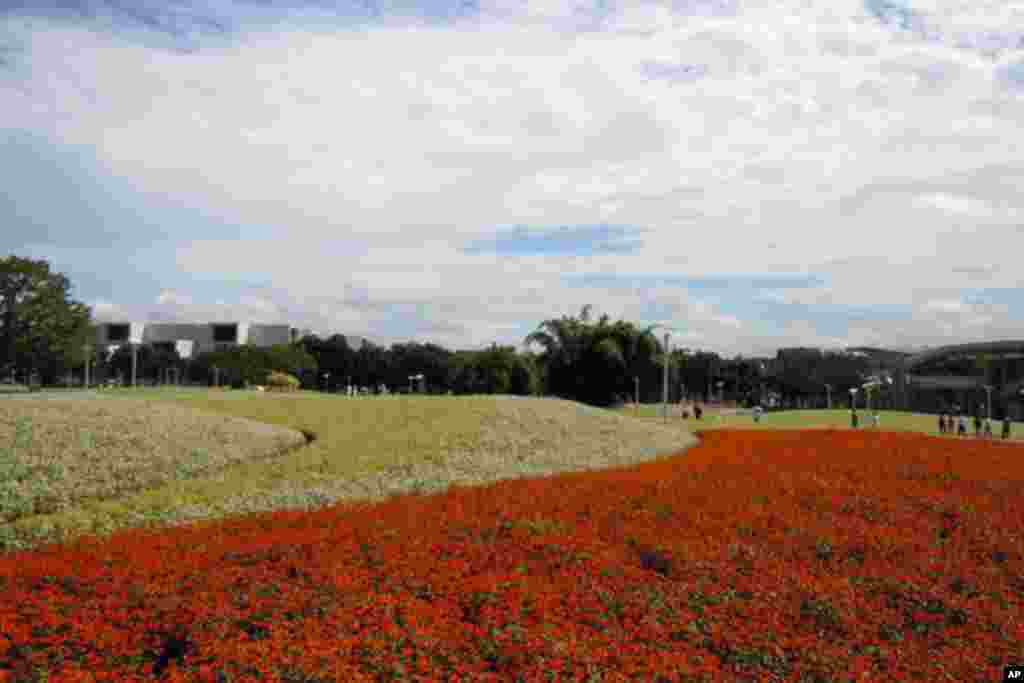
[265,371,300,392]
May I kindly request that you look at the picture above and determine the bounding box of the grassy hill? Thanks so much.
[0,391,696,555]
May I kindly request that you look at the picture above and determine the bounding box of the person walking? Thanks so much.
[872,412,880,429]
[753,405,763,424]
[958,415,967,437]
[851,409,859,429]
[1002,416,1012,440]
[694,404,703,420]
[938,413,947,435]
[973,413,982,437]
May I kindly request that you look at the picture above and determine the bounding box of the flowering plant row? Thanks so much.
[1,429,1021,681]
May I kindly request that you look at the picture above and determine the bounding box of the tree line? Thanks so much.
[2,255,891,406]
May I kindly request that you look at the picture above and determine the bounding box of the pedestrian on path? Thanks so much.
[851,409,859,429]
[973,413,982,437]
[1002,416,1012,440]
[958,415,967,437]
[938,413,947,434]
[872,413,880,429]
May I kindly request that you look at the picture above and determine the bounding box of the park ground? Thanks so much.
[618,402,1018,438]
[0,389,1020,681]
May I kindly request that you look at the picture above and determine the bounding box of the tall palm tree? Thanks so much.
[525,307,665,405]
[526,311,584,399]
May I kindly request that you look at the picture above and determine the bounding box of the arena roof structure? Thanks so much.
[905,340,1024,371]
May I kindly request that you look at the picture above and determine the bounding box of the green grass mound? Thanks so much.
[2,392,695,556]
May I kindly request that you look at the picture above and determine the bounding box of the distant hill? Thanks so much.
[845,347,914,363]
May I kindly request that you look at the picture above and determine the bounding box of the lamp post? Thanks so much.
[984,384,993,420]
[650,325,684,422]
[634,376,639,416]
[83,344,92,389]
[849,387,858,411]
[131,343,138,388]
[825,384,832,410]
[663,333,670,422]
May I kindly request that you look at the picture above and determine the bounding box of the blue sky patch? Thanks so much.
[463,225,645,257]
[638,61,707,83]
[0,0,486,54]
[864,0,921,32]
[562,271,919,340]
[564,272,826,291]
[998,60,1024,92]
[961,288,1024,315]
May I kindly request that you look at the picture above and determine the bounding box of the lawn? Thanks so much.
[620,405,1018,439]
[0,396,306,552]
[0,428,1020,681]
[0,390,695,556]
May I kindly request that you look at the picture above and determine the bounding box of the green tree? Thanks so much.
[299,334,353,389]
[445,345,539,396]
[264,343,318,383]
[388,342,452,393]
[108,344,183,384]
[0,256,92,384]
[525,307,590,401]
[190,343,317,388]
[525,306,656,406]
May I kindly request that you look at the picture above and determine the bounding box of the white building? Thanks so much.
[94,322,300,359]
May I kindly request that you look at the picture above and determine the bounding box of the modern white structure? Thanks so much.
[94,321,301,358]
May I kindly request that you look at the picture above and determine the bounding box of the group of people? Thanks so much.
[680,403,704,420]
[938,412,1012,439]
[849,410,881,429]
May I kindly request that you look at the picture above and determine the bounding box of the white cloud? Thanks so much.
[922,299,965,314]
[912,192,1016,218]
[156,290,193,307]
[3,1,1024,352]
[89,300,132,321]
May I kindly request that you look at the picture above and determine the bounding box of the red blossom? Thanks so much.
[0,430,1021,681]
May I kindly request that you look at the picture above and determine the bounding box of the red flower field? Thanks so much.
[1,430,1022,682]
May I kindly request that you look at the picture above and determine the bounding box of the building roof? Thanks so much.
[905,340,1024,371]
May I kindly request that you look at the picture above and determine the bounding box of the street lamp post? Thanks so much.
[131,343,138,388]
[984,384,993,420]
[662,332,670,423]
[649,325,684,422]
[83,344,92,389]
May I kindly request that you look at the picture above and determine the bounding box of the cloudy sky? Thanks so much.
[2,0,1023,355]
